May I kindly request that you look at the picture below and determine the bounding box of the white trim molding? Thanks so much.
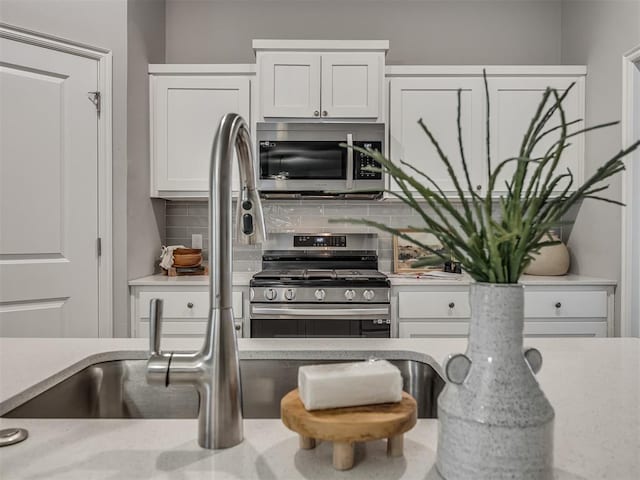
[252,39,389,53]
[148,64,256,75]
[621,44,640,337]
[385,65,587,78]
[0,23,114,337]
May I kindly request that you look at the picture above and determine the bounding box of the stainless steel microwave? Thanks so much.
[256,122,385,199]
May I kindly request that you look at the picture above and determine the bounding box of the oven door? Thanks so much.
[250,303,391,338]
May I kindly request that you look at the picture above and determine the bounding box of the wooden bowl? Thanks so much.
[173,253,202,267]
[174,248,201,255]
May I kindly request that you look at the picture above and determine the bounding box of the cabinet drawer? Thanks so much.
[524,321,607,337]
[139,320,206,337]
[139,291,209,318]
[139,320,243,338]
[524,291,607,318]
[398,320,607,338]
[399,321,469,338]
[139,291,243,319]
[398,291,470,319]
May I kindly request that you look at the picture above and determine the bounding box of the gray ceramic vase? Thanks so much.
[436,283,555,480]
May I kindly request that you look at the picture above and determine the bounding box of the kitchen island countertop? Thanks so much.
[0,337,638,479]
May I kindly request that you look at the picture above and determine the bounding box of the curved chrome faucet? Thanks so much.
[147,113,266,449]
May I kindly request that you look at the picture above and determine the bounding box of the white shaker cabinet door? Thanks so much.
[389,77,485,195]
[260,53,321,118]
[321,53,381,119]
[151,75,250,196]
[488,76,585,194]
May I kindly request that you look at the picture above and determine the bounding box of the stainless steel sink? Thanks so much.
[3,357,444,419]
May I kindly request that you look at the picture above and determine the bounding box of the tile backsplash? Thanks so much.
[164,200,433,273]
[164,199,567,274]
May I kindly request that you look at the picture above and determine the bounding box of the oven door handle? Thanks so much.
[252,306,389,317]
[346,133,354,189]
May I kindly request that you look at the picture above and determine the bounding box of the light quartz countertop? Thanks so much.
[129,272,616,287]
[0,337,638,479]
[129,272,254,287]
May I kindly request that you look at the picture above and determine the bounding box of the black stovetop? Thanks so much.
[250,268,389,288]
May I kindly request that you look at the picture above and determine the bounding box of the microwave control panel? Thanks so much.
[354,142,383,180]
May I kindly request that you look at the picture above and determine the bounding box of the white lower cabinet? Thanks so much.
[395,280,614,338]
[130,285,247,338]
[400,321,469,338]
[400,320,608,339]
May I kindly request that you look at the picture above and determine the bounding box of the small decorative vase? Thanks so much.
[524,233,570,276]
[436,283,554,480]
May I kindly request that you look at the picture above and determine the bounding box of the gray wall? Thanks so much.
[165,0,562,64]
[0,0,130,335]
[126,0,166,335]
[561,0,640,334]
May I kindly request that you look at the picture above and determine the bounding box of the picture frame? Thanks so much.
[392,229,450,273]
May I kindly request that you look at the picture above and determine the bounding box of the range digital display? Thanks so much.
[294,235,347,248]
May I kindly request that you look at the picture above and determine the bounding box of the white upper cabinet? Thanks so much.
[389,77,485,194]
[320,53,381,118]
[149,67,253,198]
[386,66,586,197]
[255,40,388,121]
[489,76,585,194]
[260,53,321,118]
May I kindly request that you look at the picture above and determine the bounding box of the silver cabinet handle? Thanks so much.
[187,302,194,309]
[322,110,328,117]
[555,302,562,309]
[313,110,320,117]
[448,302,455,309]
[149,298,163,355]
[235,324,241,331]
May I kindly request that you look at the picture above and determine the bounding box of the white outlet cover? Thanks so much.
[192,234,203,250]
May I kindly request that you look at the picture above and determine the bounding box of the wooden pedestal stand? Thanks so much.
[280,389,417,471]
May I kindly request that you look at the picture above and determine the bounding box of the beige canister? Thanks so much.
[524,233,570,276]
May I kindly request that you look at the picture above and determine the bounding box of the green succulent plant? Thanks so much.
[331,72,640,284]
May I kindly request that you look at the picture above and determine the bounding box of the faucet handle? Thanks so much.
[236,186,266,245]
[149,298,163,355]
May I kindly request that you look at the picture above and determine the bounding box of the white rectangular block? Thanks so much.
[191,234,203,250]
[298,359,403,411]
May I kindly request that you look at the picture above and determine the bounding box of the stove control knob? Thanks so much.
[284,288,296,301]
[314,289,326,301]
[363,289,375,301]
[264,288,277,301]
[344,289,356,301]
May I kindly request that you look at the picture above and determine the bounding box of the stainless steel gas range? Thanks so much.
[249,233,391,338]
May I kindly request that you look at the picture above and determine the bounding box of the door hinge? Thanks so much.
[88,91,101,115]
[97,237,102,257]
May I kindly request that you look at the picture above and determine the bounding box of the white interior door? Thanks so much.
[622,47,640,338]
[634,61,640,338]
[0,36,100,337]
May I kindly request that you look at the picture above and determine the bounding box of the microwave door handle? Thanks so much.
[346,133,354,189]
